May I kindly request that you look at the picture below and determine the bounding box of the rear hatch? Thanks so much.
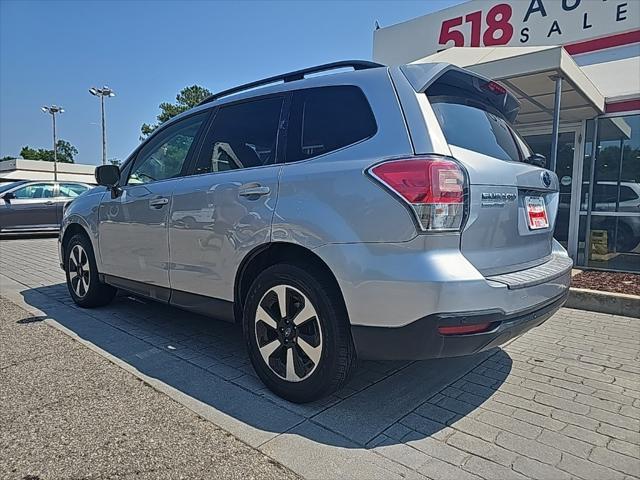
[405,66,559,276]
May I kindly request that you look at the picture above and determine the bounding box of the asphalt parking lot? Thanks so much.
[1,237,639,480]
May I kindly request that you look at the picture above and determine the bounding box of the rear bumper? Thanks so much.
[313,236,572,326]
[352,291,568,360]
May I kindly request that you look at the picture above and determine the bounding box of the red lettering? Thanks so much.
[465,11,482,47]
[483,4,513,46]
[438,16,464,47]
[438,4,514,48]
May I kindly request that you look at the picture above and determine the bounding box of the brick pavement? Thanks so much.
[1,237,639,480]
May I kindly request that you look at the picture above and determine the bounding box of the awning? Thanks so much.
[579,54,640,103]
[411,46,606,127]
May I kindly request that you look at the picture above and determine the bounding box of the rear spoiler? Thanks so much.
[400,63,520,123]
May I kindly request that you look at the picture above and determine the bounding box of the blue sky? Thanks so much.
[0,0,461,165]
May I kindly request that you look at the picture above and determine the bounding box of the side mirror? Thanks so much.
[526,153,547,168]
[2,191,15,201]
[95,164,120,188]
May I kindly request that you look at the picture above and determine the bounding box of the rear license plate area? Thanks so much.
[525,196,548,230]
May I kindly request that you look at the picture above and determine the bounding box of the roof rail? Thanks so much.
[198,60,384,106]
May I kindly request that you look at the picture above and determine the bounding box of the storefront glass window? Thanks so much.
[578,115,640,272]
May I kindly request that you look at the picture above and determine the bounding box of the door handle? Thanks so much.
[44,201,54,205]
[149,197,169,208]
[238,184,270,198]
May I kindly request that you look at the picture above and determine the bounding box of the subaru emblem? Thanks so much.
[542,171,551,188]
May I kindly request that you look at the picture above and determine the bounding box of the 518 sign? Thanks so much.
[439,4,513,48]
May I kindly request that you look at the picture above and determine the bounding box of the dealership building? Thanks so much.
[374,0,639,272]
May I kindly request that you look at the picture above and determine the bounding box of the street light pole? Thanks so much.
[41,105,64,182]
[100,94,106,166]
[89,86,115,165]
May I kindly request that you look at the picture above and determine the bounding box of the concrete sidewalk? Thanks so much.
[0,297,299,480]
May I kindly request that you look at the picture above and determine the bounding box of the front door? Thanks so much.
[169,95,285,303]
[0,182,58,232]
[522,129,581,249]
[98,111,209,296]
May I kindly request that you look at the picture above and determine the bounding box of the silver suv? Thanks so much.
[59,61,572,402]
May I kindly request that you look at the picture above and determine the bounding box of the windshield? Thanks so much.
[431,98,527,163]
[0,182,20,194]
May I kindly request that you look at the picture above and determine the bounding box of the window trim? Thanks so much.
[123,109,212,187]
[282,85,378,164]
[184,92,287,177]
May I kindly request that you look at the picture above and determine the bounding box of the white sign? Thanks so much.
[374,0,639,65]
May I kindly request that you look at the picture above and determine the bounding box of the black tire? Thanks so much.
[64,233,116,308]
[243,263,355,403]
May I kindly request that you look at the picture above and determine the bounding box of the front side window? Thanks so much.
[194,97,284,175]
[128,112,207,185]
[286,86,377,163]
[59,183,89,197]
[13,183,55,199]
[431,99,523,162]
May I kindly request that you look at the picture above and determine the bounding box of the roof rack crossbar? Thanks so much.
[198,60,384,106]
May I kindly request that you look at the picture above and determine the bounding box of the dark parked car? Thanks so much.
[0,180,92,235]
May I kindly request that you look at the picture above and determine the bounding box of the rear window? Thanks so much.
[431,99,523,163]
[286,86,377,163]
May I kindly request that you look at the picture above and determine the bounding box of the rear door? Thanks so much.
[0,182,58,231]
[169,95,284,303]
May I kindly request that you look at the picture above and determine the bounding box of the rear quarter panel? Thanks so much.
[273,71,418,247]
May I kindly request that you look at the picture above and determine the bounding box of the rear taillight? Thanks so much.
[370,157,466,232]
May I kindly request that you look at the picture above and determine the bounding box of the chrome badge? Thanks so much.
[481,191,517,207]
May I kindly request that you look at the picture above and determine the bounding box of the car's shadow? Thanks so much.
[20,282,512,448]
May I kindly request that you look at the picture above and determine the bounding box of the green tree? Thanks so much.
[141,85,212,138]
[19,140,78,163]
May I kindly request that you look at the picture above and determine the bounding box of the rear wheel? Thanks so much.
[65,233,116,308]
[244,263,355,403]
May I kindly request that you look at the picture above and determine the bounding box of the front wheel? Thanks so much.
[64,233,116,308]
[243,263,355,403]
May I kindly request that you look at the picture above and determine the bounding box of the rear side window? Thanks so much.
[194,96,284,175]
[431,99,523,162]
[286,86,376,163]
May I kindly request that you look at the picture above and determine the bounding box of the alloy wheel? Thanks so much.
[69,244,90,298]
[254,284,323,382]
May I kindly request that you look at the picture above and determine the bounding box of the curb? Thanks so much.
[566,287,640,318]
